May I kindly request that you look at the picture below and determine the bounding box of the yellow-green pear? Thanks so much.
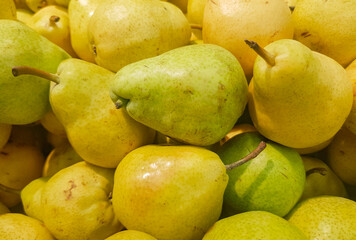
[105,230,158,240]
[28,5,77,57]
[40,109,66,136]
[287,196,356,240]
[88,0,191,72]
[344,59,356,134]
[327,127,356,186]
[16,8,33,24]
[203,211,307,240]
[0,124,11,150]
[112,145,228,240]
[42,161,123,240]
[292,0,356,67]
[248,39,353,148]
[26,0,55,12]
[0,0,17,19]
[203,0,293,78]
[0,213,55,240]
[300,156,347,201]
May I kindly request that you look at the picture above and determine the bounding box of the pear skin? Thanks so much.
[105,230,158,240]
[0,0,17,19]
[0,124,11,150]
[344,59,356,135]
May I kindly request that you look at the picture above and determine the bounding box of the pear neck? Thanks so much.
[12,66,60,84]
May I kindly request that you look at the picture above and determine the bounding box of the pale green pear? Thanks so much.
[203,211,307,240]
[300,156,347,201]
[42,161,123,240]
[217,132,305,217]
[13,58,156,168]
[105,230,158,240]
[0,213,55,240]
[88,0,191,72]
[248,39,353,148]
[0,20,70,125]
[287,196,356,240]
[110,44,248,146]
[112,145,228,240]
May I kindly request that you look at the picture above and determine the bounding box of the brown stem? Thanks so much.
[190,23,203,30]
[12,66,60,84]
[244,40,276,66]
[225,141,266,171]
[50,15,60,24]
[0,183,21,195]
[306,167,327,177]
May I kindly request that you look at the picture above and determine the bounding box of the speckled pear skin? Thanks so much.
[110,44,248,146]
[0,20,70,124]
[287,196,356,240]
[202,211,307,240]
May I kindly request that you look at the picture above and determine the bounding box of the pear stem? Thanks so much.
[190,23,203,30]
[244,40,276,66]
[49,15,60,24]
[0,183,21,195]
[12,66,60,84]
[306,167,327,177]
[225,141,266,171]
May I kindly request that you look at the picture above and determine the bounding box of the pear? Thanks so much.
[26,0,55,12]
[110,44,248,146]
[9,124,49,152]
[217,132,305,217]
[300,156,347,201]
[105,230,158,240]
[54,0,69,7]
[327,127,356,186]
[203,0,293,78]
[247,39,353,149]
[88,0,191,72]
[14,0,30,10]
[292,137,333,155]
[287,196,356,240]
[186,0,207,39]
[0,213,55,240]
[41,161,123,240]
[292,0,356,67]
[13,59,156,168]
[68,0,104,62]
[168,0,188,13]
[344,59,356,135]
[203,211,307,240]
[0,201,10,215]
[28,5,77,57]
[0,20,70,125]
[40,109,66,137]
[16,8,33,24]
[0,124,11,150]
[0,0,16,19]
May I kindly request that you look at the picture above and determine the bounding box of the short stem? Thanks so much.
[49,15,60,24]
[114,97,129,109]
[12,66,60,84]
[0,183,21,195]
[244,40,276,66]
[306,167,327,177]
[190,23,203,30]
[225,141,266,171]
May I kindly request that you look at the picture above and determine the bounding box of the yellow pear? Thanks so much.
[186,0,207,39]
[0,124,11,150]
[26,0,55,12]
[344,59,356,135]
[327,127,356,186]
[293,137,333,155]
[28,5,77,57]
[0,213,55,240]
[16,8,33,24]
[105,230,158,240]
[0,0,17,19]
[88,0,191,72]
[40,109,66,136]
[0,201,9,215]
[292,0,356,67]
[203,0,293,78]
[46,132,67,148]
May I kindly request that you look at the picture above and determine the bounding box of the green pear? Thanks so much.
[112,145,229,240]
[300,156,347,201]
[287,196,356,240]
[292,0,356,67]
[110,44,248,146]
[0,0,16,19]
[41,161,123,240]
[0,213,55,240]
[247,39,353,148]
[0,20,70,125]
[203,211,307,240]
[105,230,158,240]
[217,132,305,217]
[12,58,156,168]
[327,127,356,186]
[88,0,191,72]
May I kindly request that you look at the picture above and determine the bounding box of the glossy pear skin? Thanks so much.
[50,59,155,168]
[88,0,191,72]
[249,39,353,148]
[203,211,307,240]
[110,44,248,146]
[112,145,228,240]
[0,20,70,125]
[42,162,123,240]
